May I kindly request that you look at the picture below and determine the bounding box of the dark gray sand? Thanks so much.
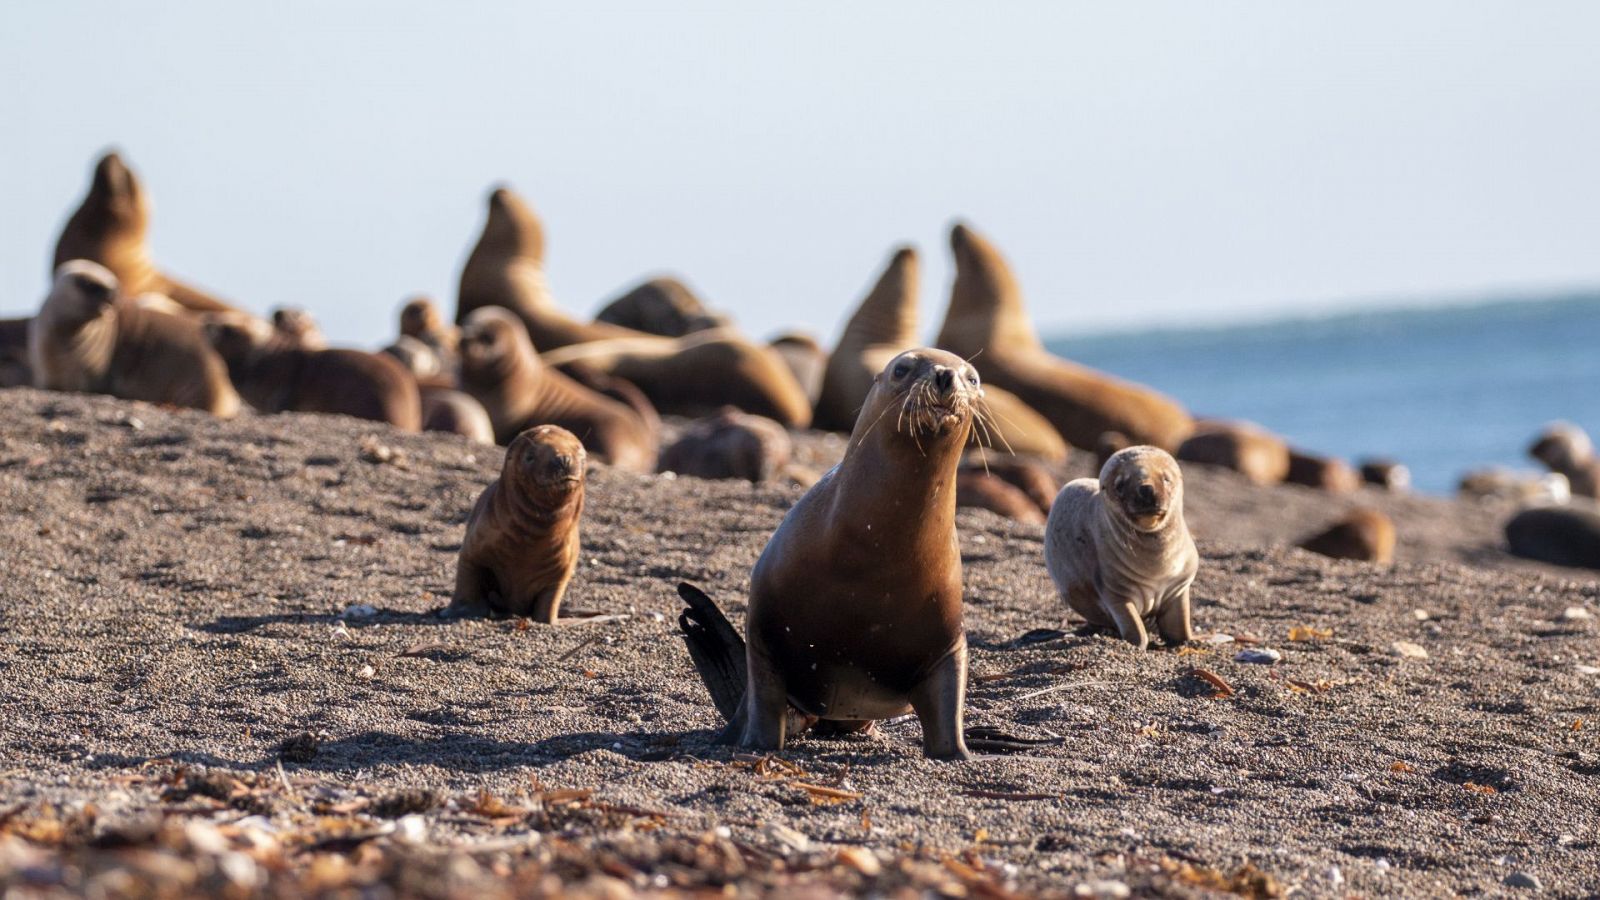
[1,387,1597,897]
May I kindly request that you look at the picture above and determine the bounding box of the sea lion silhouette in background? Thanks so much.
[1529,423,1600,500]
[767,332,827,408]
[271,307,326,350]
[658,408,792,483]
[935,223,1193,452]
[1297,508,1396,564]
[398,295,460,372]
[1359,458,1411,492]
[1285,449,1361,493]
[0,317,32,387]
[1178,420,1291,486]
[956,469,1047,524]
[381,336,494,445]
[813,246,1068,461]
[205,318,420,430]
[53,152,243,316]
[31,261,240,417]
[457,307,657,470]
[595,277,729,337]
[1505,504,1600,570]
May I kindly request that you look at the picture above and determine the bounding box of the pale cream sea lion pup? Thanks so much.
[1043,446,1198,650]
[1529,422,1600,500]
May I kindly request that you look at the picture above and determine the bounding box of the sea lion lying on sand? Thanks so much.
[31,261,240,416]
[658,408,792,483]
[595,276,729,337]
[448,426,586,621]
[1044,446,1198,650]
[380,336,494,444]
[1359,458,1411,492]
[1505,504,1600,570]
[398,295,459,373]
[1285,449,1361,493]
[0,317,32,387]
[1178,421,1290,486]
[957,469,1046,524]
[1529,423,1600,500]
[1297,508,1396,564]
[768,332,827,408]
[271,307,326,350]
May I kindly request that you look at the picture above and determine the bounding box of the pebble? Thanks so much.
[1073,880,1131,899]
[1235,647,1281,664]
[342,604,377,619]
[1561,606,1592,622]
[357,665,375,679]
[836,846,882,876]
[1204,633,1235,646]
[764,823,810,854]
[1576,665,1600,676]
[1412,609,1431,621]
[1505,871,1542,891]
[1325,865,1344,886]
[1390,641,1429,660]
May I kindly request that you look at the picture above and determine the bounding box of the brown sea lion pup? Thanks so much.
[271,307,326,350]
[768,331,827,407]
[658,408,792,483]
[447,425,586,621]
[956,469,1046,524]
[1296,508,1396,564]
[204,319,421,430]
[456,186,646,349]
[1359,458,1411,492]
[1043,446,1199,650]
[0,317,32,387]
[678,349,988,759]
[1529,423,1600,500]
[813,246,1069,461]
[594,276,729,337]
[31,261,241,416]
[398,295,460,367]
[53,152,242,316]
[457,307,657,470]
[1177,421,1291,486]
[1285,449,1361,493]
[1505,504,1600,570]
[935,222,1193,451]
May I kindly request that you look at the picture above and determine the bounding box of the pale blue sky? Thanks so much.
[4,2,1599,345]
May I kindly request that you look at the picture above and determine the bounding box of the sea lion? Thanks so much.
[53,152,242,316]
[271,307,326,350]
[935,223,1193,451]
[1095,431,1131,471]
[550,360,663,437]
[0,317,32,387]
[1359,458,1411,492]
[398,295,460,370]
[457,307,657,470]
[456,186,647,349]
[768,332,827,408]
[1505,503,1600,570]
[381,336,494,444]
[960,452,1058,516]
[679,348,985,759]
[1459,468,1570,505]
[1285,450,1361,493]
[1529,423,1600,500]
[658,408,792,483]
[594,276,729,336]
[204,319,421,430]
[956,469,1046,524]
[813,246,1069,461]
[1043,446,1198,650]
[31,261,241,416]
[448,425,586,621]
[1296,508,1396,564]
[1177,421,1291,486]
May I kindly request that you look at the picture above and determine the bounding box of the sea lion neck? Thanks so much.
[937,222,1043,355]
[839,247,919,350]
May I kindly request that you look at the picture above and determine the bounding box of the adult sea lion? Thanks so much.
[1043,446,1198,650]
[271,307,327,350]
[1177,420,1291,486]
[1296,508,1396,564]
[1529,423,1600,500]
[956,469,1046,524]
[398,295,460,370]
[53,152,242,316]
[594,276,729,336]
[31,261,240,416]
[0,317,32,387]
[658,408,792,483]
[767,331,827,408]
[204,319,421,430]
[1285,450,1361,493]
[1359,458,1411,492]
[381,336,494,444]
[935,223,1193,451]
[457,307,657,471]
[1505,504,1600,570]
[813,246,1068,461]
[448,425,586,621]
[678,349,986,759]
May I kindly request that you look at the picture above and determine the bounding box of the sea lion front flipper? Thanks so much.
[676,582,749,722]
[909,645,973,761]
[1156,586,1194,647]
[1104,598,1150,651]
[444,561,493,619]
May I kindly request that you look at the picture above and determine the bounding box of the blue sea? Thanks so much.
[1047,295,1600,495]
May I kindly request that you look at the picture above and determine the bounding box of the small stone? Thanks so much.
[1576,665,1600,676]
[1412,609,1431,621]
[836,846,882,876]
[1235,647,1282,664]
[1505,871,1542,891]
[342,604,377,619]
[1390,641,1429,660]
[1204,633,1235,646]
[1073,880,1131,899]
[357,665,376,679]
[765,823,810,854]
[1561,606,1592,622]
[393,815,428,844]
[1326,865,1344,886]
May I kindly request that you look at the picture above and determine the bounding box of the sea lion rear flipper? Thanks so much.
[676,582,748,722]
[962,725,1064,755]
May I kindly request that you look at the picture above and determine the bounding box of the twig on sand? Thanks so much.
[558,633,606,662]
[1012,680,1131,702]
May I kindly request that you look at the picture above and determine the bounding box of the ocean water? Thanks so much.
[1047,295,1600,495]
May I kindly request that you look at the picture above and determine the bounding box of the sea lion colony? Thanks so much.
[7,150,1599,761]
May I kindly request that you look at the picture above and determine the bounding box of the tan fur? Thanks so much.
[398,296,459,372]
[1285,449,1361,493]
[1177,420,1291,486]
[271,307,326,350]
[1297,508,1396,564]
[1529,423,1600,499]
[767,332,827,408]
[956,470,1046,524]
[658,408,792,483]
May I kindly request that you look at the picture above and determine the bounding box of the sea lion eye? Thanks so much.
[892,362,910,379]
[966,372,979,386]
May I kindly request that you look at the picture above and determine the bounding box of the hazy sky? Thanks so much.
[5,3,1599,346]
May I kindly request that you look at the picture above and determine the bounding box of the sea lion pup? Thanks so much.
[53,152,242,316]
[0,317,32,387]
[204,319,421,430]
[678,349,986,759]
[457,308,657,470]
[1177,420,1291,486]
[658,408,792,483]
[1359,458,1411,492]
[956,469,1046,524]
[1284,449,1361,493]
[1529,423,1600,500]
[768,332,827,407]
[398,295,460,368]
[1043,446,1199,650]
[935,223,1193,451]
[813,246,1069,461]
[1296,508,1397,564]
[455,186,647,349]
[381,336,494,444]
[31,261,241,417]
[594,276,729,337]
[1505,503,1600,570]
[447,425,586,621]
[270,307,326,350]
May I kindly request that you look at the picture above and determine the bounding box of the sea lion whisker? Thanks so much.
[977,398,1015,455]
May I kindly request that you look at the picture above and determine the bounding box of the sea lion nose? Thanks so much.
[934,367,954,392]
[1136,483,1156,505]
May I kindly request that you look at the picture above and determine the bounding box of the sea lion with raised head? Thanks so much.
[448,425,586,621]
[53,152,242,316]
[204,319,420,430]
[457,307,657,470]
[398,295,460,370]
[1285,449,1361,493]
[813,246,1068,461]
[658,408,792,483]
[936,223,1193,451]
[1043,446,1198,650]
[1529,423,1600,500]
[1177,421,1291,486]
[31,261,240,416]
[0,318,32,387]
[678,349,986,759]
[594,276,729,337]
[271,307,326,350]
[1297,508,1396,564]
